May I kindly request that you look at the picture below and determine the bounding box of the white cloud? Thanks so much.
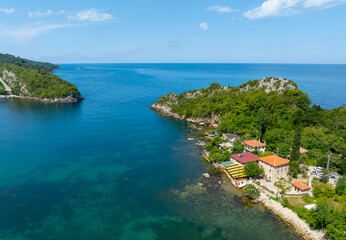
[244,0,301,19]
[28,10,65,18]
[0,8,14,14]
[304,0,346,8]
[69,9,113,22]
[0,24,74,42]
[199,22,209,30]
[206,6,238,13]
[244,0,346,19]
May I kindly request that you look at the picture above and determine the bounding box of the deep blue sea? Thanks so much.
[0,64,345,240]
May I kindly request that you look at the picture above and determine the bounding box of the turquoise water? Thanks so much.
[0,64,345,240]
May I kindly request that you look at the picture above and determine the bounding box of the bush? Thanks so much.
[282,197,289,207]
[313,182,335,198]
[302,194,314,204]
[231,141,245,154]
[244,162,264,178]
[244,184,260,199]
[335,177,346,196]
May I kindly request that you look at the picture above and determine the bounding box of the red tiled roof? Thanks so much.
[291,180,311,191]
[259,155,289,167]
[230,152,259,164]
[243,140,266,148]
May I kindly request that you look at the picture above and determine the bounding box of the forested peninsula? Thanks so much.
[151,77,345,176]
[0,53,83,103]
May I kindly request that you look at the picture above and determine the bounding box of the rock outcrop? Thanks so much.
[150,103,220,128]
[239,77,297,93]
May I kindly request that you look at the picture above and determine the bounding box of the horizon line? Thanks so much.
[55,62,346,65]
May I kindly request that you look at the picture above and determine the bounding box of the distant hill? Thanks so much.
[0,53,59,72]
[0,53,83,102]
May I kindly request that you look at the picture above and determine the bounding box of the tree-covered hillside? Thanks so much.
[0,63,80,99]
[0,81,6,94]
[154,78,345,174]
[0,53,59,72]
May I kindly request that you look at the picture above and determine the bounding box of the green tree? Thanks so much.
[244,162,264,178]
[210,82,221,89]
[289,161,300,178]
[289,125,301,177]
[312,182,335,198]
[277,143,291,158]
[335,177,346,196]
[244,184,260,199]
[231,141,245,154]
[290,124,302,162]
[256,107,266,142]
[309,198,334,229]
[321,168,330,183]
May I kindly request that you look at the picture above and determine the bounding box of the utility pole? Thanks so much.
[326,154,330,170]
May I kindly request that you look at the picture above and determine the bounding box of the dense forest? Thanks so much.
[0,53,81,100]
[0,53,59,72]
[0,82,6,94]
[0,63,80,99]
[155,78,345,174]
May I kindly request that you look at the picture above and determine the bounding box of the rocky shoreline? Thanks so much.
[0,94,84,103]
[150,103,220,128]
[210,160,326,240]
[258,194,326,240]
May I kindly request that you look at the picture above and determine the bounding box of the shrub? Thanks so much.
[313,182,335,198]
[244,184,260,199]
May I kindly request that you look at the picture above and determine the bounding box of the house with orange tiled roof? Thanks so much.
[291,180,311,193]
[258,155,289,181]
[243,139,266,153]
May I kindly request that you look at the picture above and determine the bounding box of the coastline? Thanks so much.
[158,110,326,240]
[150,103,220,128]
[0,94,84,103]
[207,156,326,240]
[258,194,325,240]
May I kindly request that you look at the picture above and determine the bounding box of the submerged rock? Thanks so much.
[203,173,210,178]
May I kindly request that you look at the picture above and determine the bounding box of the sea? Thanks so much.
[0,64,345,240]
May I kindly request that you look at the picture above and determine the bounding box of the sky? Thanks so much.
[0,0,346,63]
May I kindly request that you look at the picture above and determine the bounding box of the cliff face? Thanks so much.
[1,68,83,103]
[2,69,30,95]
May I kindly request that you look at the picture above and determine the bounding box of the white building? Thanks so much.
[243,140,266,153]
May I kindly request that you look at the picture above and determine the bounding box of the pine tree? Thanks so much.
[290,124,301,162]
[256,107,266,142]
[289,124,301,177]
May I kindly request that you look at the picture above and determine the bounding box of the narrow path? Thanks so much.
[0,77,11,92]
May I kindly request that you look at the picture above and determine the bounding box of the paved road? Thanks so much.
[0,77,11,92]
